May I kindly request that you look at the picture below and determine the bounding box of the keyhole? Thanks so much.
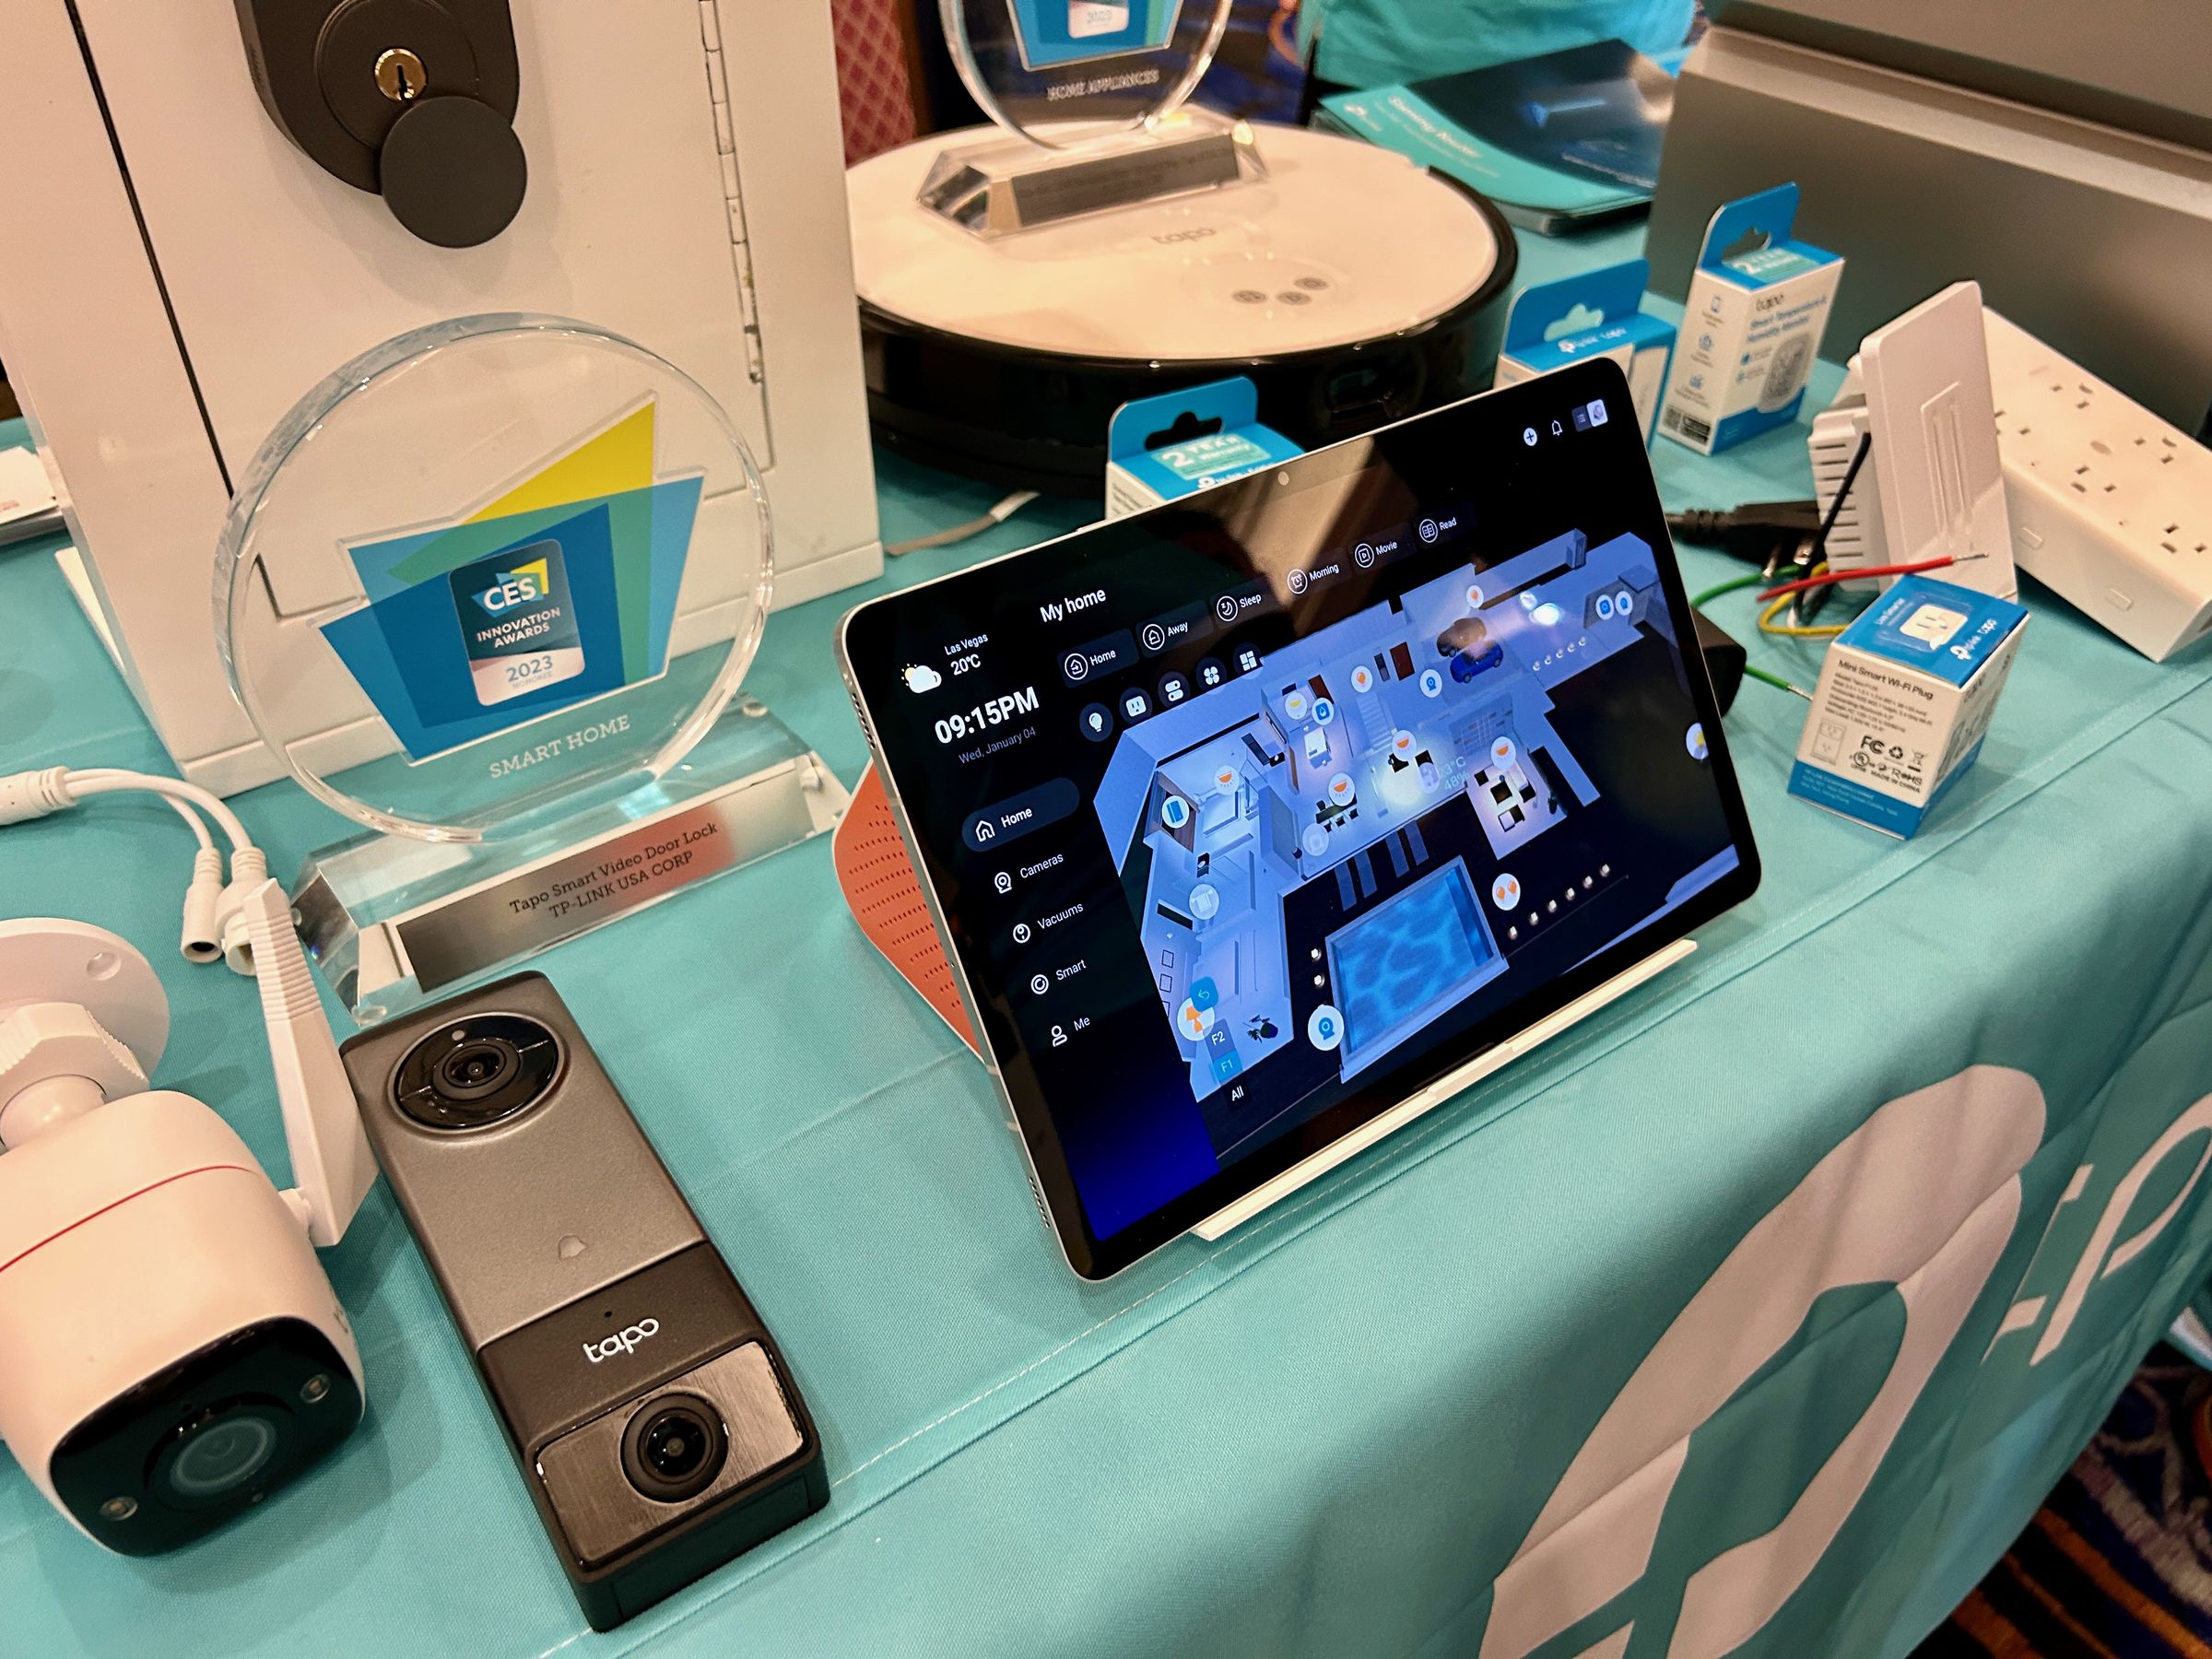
[374,46,426,102]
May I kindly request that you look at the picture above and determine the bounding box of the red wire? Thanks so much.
[1759,557,1957,603]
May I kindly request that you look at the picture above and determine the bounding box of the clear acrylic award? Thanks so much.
[215,314,849,1022]
[924,0,1259,235]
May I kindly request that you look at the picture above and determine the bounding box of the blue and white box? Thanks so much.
[1494,260,1674,441]
[1659,182,1843,455]
[1104,378,1303,520]
[1788,575,2028,838]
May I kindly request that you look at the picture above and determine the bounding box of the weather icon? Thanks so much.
[902,663,943,693]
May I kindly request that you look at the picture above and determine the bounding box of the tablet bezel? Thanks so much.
[840,359,1761,1278]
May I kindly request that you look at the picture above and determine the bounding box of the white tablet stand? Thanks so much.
[1190,940,1693,1238]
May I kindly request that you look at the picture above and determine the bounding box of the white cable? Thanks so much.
[61,769,253,853]
[241,878,371,1245]
[884,489,1040,556]
[158,794,216,851]
[0,764,263,971]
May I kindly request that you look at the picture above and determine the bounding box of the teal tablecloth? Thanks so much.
[6,229,2212,1659]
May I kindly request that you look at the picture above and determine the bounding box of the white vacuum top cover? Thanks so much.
[848,125,1502,361]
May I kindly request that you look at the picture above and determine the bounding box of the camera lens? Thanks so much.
[621,1394,726,1503]
[643,1412,709,1480]
[395,1015,560,1130]
[433,1037,519,1100]
[156,1407,280,1508]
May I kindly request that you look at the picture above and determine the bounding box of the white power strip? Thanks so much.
[1813,312,2212,661]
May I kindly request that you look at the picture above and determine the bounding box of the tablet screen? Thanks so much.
[842,359,1759,1277]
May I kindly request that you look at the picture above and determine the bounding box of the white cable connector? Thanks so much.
[181,846,225,965]
[2,765,268,976]
[0,766,75,825]
[216,846,269,977]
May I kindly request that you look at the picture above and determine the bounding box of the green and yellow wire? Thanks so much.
[1689,572,1818,698]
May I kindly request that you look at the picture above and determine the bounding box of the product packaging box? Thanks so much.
[1659,182,1842,454]
[1104,378,1302,519]
[1788,575,2027,838]
[1495,259,1674,441]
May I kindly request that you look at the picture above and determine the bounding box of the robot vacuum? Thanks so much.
[846,123,1518,492]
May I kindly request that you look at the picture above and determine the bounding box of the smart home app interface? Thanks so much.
[851,378,1746,1246]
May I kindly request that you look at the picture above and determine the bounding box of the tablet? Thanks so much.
[839,359,1759,1278]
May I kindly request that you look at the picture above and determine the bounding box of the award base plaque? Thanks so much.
[215,314,829,1021]
[920,109,1263,237]
[295,698,847,1022]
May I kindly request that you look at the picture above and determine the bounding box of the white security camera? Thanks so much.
[0,888,373,1552]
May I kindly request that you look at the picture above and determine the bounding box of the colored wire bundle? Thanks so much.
[1758,565,1849,640]
[1757,555,1971,606]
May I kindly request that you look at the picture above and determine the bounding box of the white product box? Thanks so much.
[1103,379,1302,520]
[1495,259,1674,441]
[1659,182,1842,455]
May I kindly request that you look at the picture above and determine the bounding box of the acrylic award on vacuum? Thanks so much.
[924,0,1258,234]
[215,314,848,1023]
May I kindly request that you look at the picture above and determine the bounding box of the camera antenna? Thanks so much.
[242,880,373,1246]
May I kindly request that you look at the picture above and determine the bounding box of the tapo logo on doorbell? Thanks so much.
[584,1319,660,1364]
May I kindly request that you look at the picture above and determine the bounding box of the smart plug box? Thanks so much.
[1496,259,1674,441]
[1788,575,2027,838]
[1105,379,1303,519]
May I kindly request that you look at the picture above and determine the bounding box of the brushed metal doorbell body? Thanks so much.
[339,973,824,1630]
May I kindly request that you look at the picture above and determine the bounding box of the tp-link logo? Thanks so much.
[475,556,550,615]
[582,1317,660,1364]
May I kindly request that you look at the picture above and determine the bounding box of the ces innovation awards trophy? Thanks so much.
[215,315,848,1023]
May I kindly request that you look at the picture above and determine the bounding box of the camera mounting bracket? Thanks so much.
[0,922,169,1149]
[0,902,371,1248]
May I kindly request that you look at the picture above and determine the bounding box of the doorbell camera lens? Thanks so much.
[394,1014,560,1130]
[621,1394,727,1503]
[157,1406,282,1506]
[435,1037,520,1100]
[642,1411,709,1480]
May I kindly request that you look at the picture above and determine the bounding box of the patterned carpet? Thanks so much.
[1917,1347,2212,1658]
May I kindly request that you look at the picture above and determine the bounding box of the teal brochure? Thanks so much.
[1318,40,1673,233]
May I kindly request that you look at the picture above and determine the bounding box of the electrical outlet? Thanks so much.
[1813,312,2212,661]
[1985,311,2212,662]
